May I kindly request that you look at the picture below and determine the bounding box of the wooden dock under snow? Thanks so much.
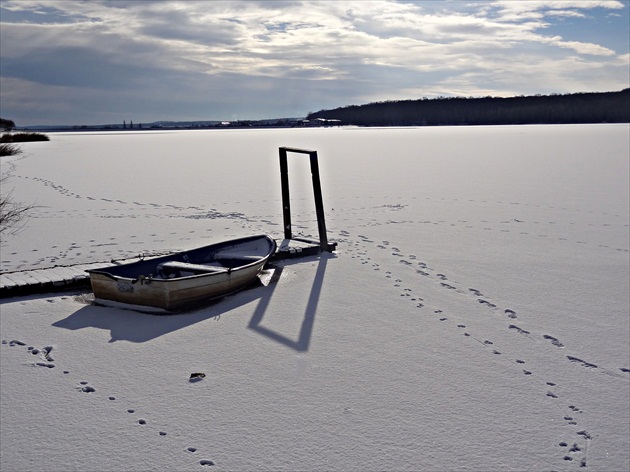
[0,238,326,299]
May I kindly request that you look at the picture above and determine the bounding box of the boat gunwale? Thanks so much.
[85,234,276,283]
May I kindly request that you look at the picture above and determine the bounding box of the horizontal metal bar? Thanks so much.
[279,146,317,155]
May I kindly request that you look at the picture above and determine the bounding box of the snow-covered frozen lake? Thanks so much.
[1,125,628,471]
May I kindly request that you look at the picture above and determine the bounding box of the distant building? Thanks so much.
[301,118,342,127]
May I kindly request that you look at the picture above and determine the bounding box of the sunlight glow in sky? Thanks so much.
[1,0,628,125]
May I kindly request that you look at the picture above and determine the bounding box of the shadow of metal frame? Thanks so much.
[248,255,329,352]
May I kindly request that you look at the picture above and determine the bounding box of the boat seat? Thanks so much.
[157,261,227,278]
[215,251,263,261]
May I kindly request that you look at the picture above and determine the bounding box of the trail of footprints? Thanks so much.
[2,339,216,468]
[9,165,630,255]
[341,230,630,469]
[5,225,278,272]
[4,172,282,272]
[19,174,258,224]
[335,197,628,254]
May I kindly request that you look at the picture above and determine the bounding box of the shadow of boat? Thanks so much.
[53,254,333,349]
[53,273,274,343]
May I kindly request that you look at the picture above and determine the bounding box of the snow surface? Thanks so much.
[1,125,629,471]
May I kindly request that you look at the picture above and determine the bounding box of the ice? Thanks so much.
[1,124,628,471]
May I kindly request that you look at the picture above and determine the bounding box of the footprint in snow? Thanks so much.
[78,381,96,393]
[577,430,592,440]
[567,356,597,368]
[478,299,497,308]
[504,309,517,319]
[508,324,530,335]
[543,334,564,348]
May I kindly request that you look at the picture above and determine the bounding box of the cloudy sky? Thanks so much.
[1,0,628,126]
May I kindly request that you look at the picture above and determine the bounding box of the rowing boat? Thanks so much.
[86,234,277,311]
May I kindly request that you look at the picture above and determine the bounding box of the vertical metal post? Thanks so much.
[279,146,336,253]
[279,148,292,239]
[308,151,330,251]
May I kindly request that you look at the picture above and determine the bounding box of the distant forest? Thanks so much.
[307,89,629,127]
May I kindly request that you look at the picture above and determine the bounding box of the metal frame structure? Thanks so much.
[278,147,336,253]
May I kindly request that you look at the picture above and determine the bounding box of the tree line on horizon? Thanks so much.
[307,90,630,127]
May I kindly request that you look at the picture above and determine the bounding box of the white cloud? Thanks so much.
[545,10,585,18]
[0,0,628,124]
[1,1,623,73]
[489,0,625,21]
[551,39,616,56]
